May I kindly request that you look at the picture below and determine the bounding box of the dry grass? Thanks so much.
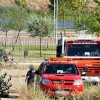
[18,83,100,100]
[1,64,100,100]
[19,85,50,100]
[0,64,39,80]
[84,84,100,100]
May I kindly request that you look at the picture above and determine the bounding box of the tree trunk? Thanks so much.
[40,37,42,57]
[63,11,66,36]
[12,30,21,51]
[78,11,80,35]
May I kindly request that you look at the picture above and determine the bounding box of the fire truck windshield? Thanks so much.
[67,44,100,56]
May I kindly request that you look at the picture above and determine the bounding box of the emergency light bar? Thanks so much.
[67,40,97,44]
[63,56,100,58]
[63,37,100,41]
[48,57,72,61]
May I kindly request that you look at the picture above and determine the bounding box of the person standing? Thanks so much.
[25,64,36,91]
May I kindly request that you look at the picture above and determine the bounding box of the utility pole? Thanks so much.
[54,0,58,44]
[54,0,55,38]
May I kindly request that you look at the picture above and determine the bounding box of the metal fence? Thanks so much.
[0,35,57,62]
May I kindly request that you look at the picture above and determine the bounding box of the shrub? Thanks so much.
[0,72,12,97]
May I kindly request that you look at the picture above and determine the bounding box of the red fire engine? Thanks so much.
[56,33,100,83]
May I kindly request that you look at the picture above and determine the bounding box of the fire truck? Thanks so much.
[56,33,100,83]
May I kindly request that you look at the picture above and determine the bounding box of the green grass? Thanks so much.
[5,44,56,58]
[58,28,75,32]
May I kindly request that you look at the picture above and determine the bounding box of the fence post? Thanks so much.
[24,50,28,58]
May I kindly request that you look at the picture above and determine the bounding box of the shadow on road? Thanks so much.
[1,93,19,100]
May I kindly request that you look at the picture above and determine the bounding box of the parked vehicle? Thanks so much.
[56,33,100,83]
[36,57,84,98]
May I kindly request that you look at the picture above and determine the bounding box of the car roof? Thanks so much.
[47,61,75,64]
[43,57,75,64]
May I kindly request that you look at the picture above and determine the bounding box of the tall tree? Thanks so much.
[10,8,29,51]
[0,6,16,48]
[48,0,87,34]
[26,15,54,57]
[77,0,100,35]
[86,7,100,34]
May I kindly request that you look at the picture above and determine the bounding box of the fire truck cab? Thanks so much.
[56,33,100,83]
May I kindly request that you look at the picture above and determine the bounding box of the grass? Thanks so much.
[5,44,56,58]
[2,65,100,100]
[19,85,50,100]
[58,28,75,32]
[18,83,100,100]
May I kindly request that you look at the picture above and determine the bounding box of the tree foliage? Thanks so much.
[49,0,87,16]
[14,0,27,8]
[0,6,30,32]
[87,7,100,34]
[10,8,29,31]
[0,6,15,31]
[48,0,87,34]
[26,15,54,57]
[94,0,100,6]
[0,6,30,49]
[27,15,54,37]
[69,0,87,10]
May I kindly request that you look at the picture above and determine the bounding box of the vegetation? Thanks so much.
[0,6,31,49]
[14,0,27,8]
[26,15,54,57]
[49,0,88,34]
[0,72,12,97]
[0,0,100,99]
[19,81,100,100]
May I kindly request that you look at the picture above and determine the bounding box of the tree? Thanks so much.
[69,0,87,10]
[0,6,16,48]
[9,8,30,51]
[0,6,30,51]
[48,0,87,34]
[26,15,54,57]
[86,7,100,34]
[76,1,100,35]
[70,0,88,33]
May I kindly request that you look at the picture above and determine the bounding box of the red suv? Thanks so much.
[36,57,84,97]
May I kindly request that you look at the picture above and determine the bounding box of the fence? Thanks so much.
[0,35,58,62]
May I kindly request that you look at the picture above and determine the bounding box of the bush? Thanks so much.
[0,72,12,97]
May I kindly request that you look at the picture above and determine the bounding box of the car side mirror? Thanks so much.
[81,68,88,76]
[35,70,40,75]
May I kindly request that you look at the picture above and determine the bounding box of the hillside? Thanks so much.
[0,0,100,12]
[0,0,49,11]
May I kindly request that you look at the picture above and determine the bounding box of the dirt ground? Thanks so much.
[0,64,39,100]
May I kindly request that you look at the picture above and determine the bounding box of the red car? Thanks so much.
[36,57,84,98]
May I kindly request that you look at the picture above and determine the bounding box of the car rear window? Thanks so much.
[44,64,79,74]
